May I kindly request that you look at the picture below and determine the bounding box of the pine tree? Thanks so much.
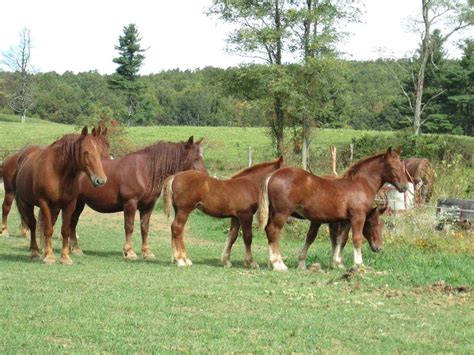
[111,24,146,125]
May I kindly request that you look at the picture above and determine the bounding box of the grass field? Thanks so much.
[0,116,473,352]
[0,196,472,352]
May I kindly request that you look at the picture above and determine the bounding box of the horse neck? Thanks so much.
[346,156,386,196]
[234,165,276,185]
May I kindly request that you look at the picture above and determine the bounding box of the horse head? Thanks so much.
[363,203,387,252]
[184,136,207,174]
[382,147,409,193]
[79,126,108,187]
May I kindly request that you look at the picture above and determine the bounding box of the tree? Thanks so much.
[1,28,34,123]
[208,0,289,154]
[403,0,472,135]
[110,24,146,125]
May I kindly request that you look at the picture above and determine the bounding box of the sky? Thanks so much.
[0,0,470,74]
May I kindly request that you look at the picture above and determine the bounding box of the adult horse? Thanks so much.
[404,157,436,204]
[68,136,206,260]
[162,157,284,267]
[1,128,110,238]
[14,127,108,264]
[259,147,408,271]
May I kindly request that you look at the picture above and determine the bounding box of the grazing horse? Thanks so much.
[259,147,408,271]
[162,157,284,267]
[14,127,108,264]
[69,136,206,260]
[404,157,436,204]
[297,203,387,270]
[1,128,110,238]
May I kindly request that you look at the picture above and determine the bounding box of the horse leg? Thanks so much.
[59,202,76,265]
[18,199,39,259]
[220,217,240,267]
[171,208,192,266]
[266,212,290,271]
[69,200,85,256]
[37,208,60,252]
[123,200,138,261]
[140,207,156,260]
[297,221,321,270]
[1,191,14,237]
[38,200,55,264]
[241,213,259,269]
[350,215,366,267]
[329,222,351,269]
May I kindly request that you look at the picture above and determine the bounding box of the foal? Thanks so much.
[14,127,108,264]
[162,157,283,267]
[259,147,408,271]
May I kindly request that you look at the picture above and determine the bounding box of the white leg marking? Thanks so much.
[354,247,363,265]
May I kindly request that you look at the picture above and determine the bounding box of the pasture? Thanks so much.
[0,118,473,352]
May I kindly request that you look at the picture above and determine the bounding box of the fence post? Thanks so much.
[248,146,253,167]
[330,146,338,176]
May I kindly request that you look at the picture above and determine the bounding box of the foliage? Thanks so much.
[351,131,474,168]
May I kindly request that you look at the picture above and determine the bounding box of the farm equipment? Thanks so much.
[436,197,474,230]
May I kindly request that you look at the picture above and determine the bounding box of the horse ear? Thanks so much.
[368,206,378,217]
[186,136,194,148]
[276,156,284,167]
[385,147,393,158]
[102,127,108,136]
[81,127,88,137]
[96,125,102,136]
[92,127,98,137]
[195,138,204,145]
[395,146,402,156]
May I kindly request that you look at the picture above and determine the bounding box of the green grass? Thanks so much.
[0,200,472,353]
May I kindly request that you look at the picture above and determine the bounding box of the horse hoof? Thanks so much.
[1,230,9,237]
[123,250,138,261]
[222,260,232,268]
[272,261,288,272]
[43,255,56,265]
[297,262,307,270]
[30,250,41,260]
[60,256,73,265]
[245,261,260,269]
[332,262,345,270]
[176,259,187,267]
[185,258,193,266]
[142,250,156,261]
[70,248,84,256]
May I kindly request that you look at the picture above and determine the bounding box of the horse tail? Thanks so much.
[36,209,45,250]
[162,175,175,219]
[258,174,273,231]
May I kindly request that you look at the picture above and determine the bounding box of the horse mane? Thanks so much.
[50,134,83,171]
[230,158,280,178]
[343,152,385,178]
[130,140,193,192]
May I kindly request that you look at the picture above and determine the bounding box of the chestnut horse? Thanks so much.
[259,147,408,271]
[162,157,284,267]
[14,127,108,264]
[68,136,206,260]
[1,128,110,238]
[297,203,387,270]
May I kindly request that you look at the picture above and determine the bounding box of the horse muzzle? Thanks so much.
[91,175,107,187]
[371,245,383,253]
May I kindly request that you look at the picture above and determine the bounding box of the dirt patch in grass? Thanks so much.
[427,280,471,295]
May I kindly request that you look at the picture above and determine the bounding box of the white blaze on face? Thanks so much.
[354,247,363,265]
